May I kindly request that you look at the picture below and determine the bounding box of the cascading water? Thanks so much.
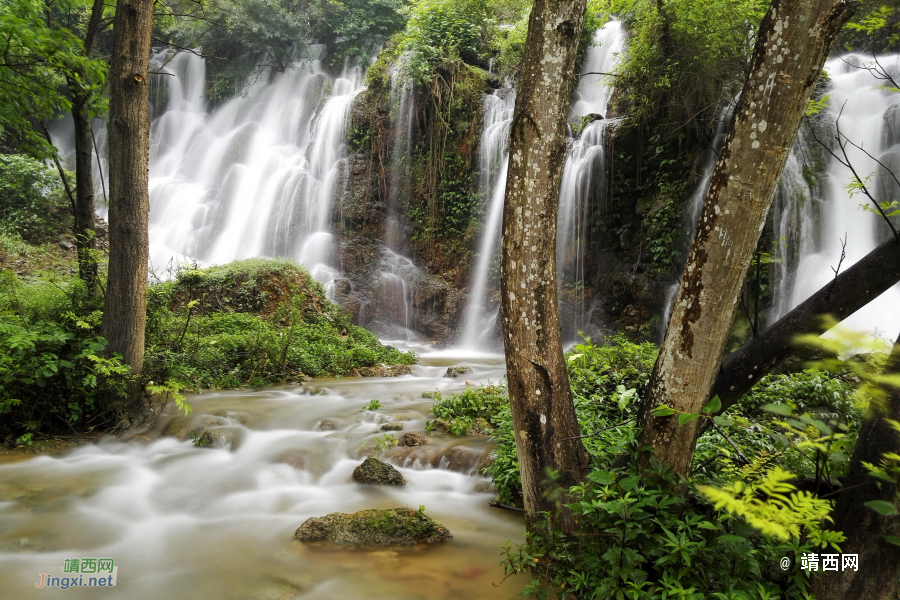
[460,90,515,348]
[143,46,363,295]
[460,21,624,347]
[771,53,900,341]
[556,21,625,340]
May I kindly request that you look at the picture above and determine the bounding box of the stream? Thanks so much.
[0,343,525,599]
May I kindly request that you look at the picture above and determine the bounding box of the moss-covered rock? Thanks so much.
[294,507,452,546]
[352,457,405,485]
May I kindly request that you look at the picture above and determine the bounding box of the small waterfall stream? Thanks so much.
[460,90,515,348]
[460,21,625,346]
[770,54,900,341]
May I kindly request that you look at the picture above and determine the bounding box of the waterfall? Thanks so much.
[557,21,625,340]
[460,90,515,348]
[386,56,416,252]
[459,21,624,347]
[140,46,363,294]
[771,53,900,341]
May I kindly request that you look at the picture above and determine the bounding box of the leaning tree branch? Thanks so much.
[708,232,900,421]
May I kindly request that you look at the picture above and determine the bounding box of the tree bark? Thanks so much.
[636,0,855,476]
[500,0,588,530]
[101,0,154,423]
[711,234,900,416]
[811,333,900,600]
[68,0,107,295]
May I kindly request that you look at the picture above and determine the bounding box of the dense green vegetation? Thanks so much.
[145,258,415,390]
[429,335,868,598]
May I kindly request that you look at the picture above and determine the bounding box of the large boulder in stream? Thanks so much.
[294,507,452,546]
[352,457,405,485]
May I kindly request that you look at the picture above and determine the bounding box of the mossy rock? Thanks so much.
[444,366,473,378]
[352,457,405,485]
[294,508,452,546]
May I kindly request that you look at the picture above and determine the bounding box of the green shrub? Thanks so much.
[428,381,509,435]
[0,272,130,440]
[0,154,71,243]
[399,0,491,80]
[502,458,821,599]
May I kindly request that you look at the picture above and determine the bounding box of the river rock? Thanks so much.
[352,457,405,485]
[294,508,452,546]
[357,364,413,377]
[443,366,473,378]
[397,432,426,447]
[380,422,404,431]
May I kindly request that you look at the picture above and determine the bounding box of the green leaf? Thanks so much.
[864,500,899,516]
[884,535,900,547]
[652,406,676,417]
[587,471,616,485]
[678,412,700,426]
[619,475,641,491]
[761,403,793,416]
[713,416,734,427]
[702,395,721,414]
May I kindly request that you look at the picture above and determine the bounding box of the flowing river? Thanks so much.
[0,343,525,599]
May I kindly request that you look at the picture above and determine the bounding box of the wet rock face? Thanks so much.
[352,457,406,485]
[294,507,452,546]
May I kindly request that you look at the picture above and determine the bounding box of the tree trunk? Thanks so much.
[101,0,154,424]
[711,234,900,416]
[68,0,106,295]
[811,332,900,600]
[500,0,588,530]
[636,0,855,476]
[70,93,98,293]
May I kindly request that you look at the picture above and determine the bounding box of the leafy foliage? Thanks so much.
[0,273,128,440]
[0,154,71,243]
[0,0,106,154]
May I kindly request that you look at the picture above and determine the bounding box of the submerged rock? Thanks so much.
[443,366,473,378]
[352,457,405,485]
[380,422,404,432]
[294,508,452,546]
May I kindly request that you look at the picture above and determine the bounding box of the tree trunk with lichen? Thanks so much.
[811,332,900,600]
[101,0,154,424]
[500,0,589,530]
[636,0,855,476]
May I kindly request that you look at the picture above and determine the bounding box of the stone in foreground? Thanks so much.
[352,457,405,485]
[295,508,452,546]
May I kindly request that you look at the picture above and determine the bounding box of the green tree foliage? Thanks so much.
[0,154,71,243]
[399,0,491,80]
[0,0,106,154]
[600,0,768,132]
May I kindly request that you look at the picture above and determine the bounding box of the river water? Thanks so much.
[0,343,525,600]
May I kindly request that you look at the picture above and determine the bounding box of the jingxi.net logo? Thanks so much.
[35,558,117,589]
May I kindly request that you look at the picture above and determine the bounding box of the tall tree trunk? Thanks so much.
[811,333,900,600]
[500,0,588,529]
[68,0,107,296]
[711,234,900,416]
[101,0,154,424]
[636,0,855,476]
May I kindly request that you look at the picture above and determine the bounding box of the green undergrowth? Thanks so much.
[145,258,417,390]
[429,334,872,598]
